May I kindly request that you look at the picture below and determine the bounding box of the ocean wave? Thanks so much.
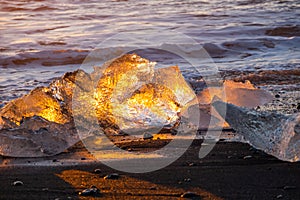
[0,49,88,67]
[1,5,58,12]
[221,68,300,85]
[25,25,69,34]
[1,36,298,68]
[1,6,30,12]
[186,13,230,19]
[222,39,276,51]
[266,25,300,37]
[38,41,67,46]
[236,0,266,6]
[32,6,57,11]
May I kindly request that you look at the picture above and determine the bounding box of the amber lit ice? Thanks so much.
[0,54,198,157]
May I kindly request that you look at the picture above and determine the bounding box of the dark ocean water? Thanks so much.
[0,0,299,103]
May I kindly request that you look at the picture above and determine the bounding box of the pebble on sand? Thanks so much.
[143,133,153,140]
[12,181,23,186]
[283,185,296,190]
[181,191,198,198]
[79,186,100,196]
[94,169,101,174]
[243,155,253,159]
[183,178,191,182]
[149,186,157,190]
[104,173,120,180]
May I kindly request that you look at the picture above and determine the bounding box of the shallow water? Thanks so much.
[0,0,299,103]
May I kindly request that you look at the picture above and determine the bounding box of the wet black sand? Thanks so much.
[0,140,299,200]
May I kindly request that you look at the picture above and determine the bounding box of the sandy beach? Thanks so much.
[0,140,299,200]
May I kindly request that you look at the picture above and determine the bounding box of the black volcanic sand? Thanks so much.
[0,140,299,200]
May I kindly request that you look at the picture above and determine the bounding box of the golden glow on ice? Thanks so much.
[0,87,69,125]
[93,54,194,129]
[0,54,195,130]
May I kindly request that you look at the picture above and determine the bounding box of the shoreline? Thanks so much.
[1,140,299,199]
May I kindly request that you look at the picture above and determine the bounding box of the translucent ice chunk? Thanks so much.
[111,83,180,132]
[110,64,196,133]
[0,70,90,157]
[153,66,196,106]
[93,54,156,127]
[0,54,198,157]
[198,80,273,108]
[213,100,300,162]
[0,87,69,127]
[0,69,91,129]
[0,116,79,157]
[197,80,274,129]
